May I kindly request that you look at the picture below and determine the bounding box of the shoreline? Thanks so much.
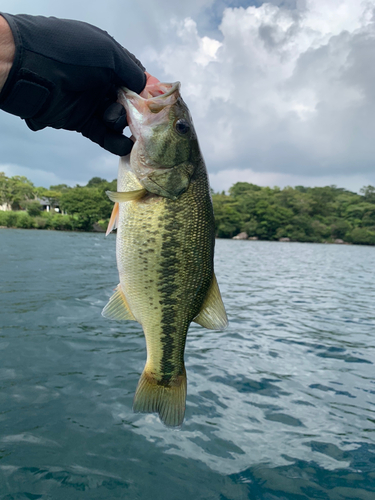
[1,226,373,246]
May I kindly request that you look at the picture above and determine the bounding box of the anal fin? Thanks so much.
[193,273,228,330]
[102,284,136,321]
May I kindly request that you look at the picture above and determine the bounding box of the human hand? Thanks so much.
[0,13,148,156]
[0,16,15,91]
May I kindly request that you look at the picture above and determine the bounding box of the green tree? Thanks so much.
[212,193,242,237]
[229,182,262,197]
[360,185,375,203]
[25,200,42,217]
[347,227,375,245]
[49,183,71,192]
[254,201,294,239]
[36,188,62,213]
[0,172,36,210]
[86,177,108,187]
[345,202,375,225]
[330,219,352,240]
[60,186,113,230]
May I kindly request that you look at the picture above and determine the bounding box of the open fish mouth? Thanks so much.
[124,81,180,100]
[118,82,181,137]
[120,82,181,115]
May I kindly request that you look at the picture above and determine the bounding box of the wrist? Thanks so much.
[0,15,15,92]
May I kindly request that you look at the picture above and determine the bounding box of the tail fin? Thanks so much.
[133,368,187,427]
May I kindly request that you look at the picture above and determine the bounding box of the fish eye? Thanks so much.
[175,119,190,135]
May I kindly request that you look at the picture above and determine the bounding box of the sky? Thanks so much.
[1,0,375,192]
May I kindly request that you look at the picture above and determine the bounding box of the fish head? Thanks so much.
[118,83,197,200]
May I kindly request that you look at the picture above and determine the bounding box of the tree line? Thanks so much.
[0,173,115,231]
[213,182,375,245]
[1,172,375,245]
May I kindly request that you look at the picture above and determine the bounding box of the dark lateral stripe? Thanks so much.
[158,203,186,379]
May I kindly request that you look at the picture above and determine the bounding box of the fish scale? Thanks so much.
[103,81,228,427]
[118,161,213,381]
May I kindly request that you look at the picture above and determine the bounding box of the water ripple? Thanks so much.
[0,230,374,498]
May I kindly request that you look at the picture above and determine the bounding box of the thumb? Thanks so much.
[103,102,128,132]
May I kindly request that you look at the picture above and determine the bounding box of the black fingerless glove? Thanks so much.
[0,13,147,156]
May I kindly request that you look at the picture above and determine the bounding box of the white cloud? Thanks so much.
[148,0,375,190]
[302,0,373,36]
[195,35,222,66]
[2,1,375,191]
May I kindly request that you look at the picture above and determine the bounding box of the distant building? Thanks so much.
[0,199,62,213]
[39,197,61,213]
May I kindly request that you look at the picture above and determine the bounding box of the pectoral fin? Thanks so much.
[102,284,136,321]
[106,202,119,236]
[193,274,228,330]
[106,189,146,203]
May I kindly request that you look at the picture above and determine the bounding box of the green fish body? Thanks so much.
[103,82,227,427]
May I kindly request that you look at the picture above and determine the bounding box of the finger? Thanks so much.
[80,116,134,156]
[103,132,133,156]
[145,71,160,86]
[114,49,146,94]
[140,71,163,98]
[103,102,128,132]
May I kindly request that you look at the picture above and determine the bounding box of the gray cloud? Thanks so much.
[1,0,375,192]
[0,0,219,187]
[149,1,375,191]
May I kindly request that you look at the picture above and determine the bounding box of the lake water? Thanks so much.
[0,229,374,499]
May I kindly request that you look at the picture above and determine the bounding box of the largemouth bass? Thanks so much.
[102,81,227,427]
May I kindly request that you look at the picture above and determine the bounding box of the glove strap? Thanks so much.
[1,76,50,118]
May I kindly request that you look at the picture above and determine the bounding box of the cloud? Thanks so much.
[0,0,219,188]
[0,162,68,187]
[1,0,375,191]
[149,0,375,189]
[0,111,116,187]
[208,168,371,193]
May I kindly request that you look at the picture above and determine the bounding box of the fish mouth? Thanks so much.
[119,82,180,117]
[123,81,180,101]
[118,82,181,138]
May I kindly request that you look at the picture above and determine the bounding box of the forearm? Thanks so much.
[0,15,15,92]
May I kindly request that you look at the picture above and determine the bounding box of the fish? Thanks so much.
[102,81,228,427]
